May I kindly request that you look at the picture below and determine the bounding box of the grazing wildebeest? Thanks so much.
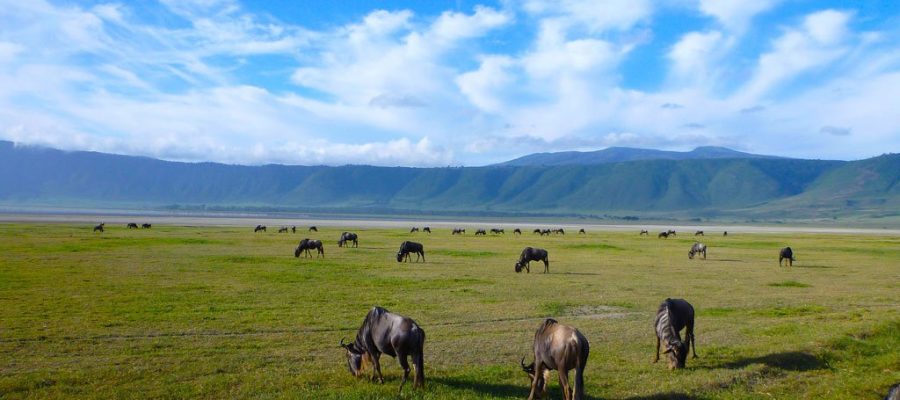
[491,228,505,235]
[254,225,266,233]
[291,226,296,233]
[723,231,728,236]
[541,229,552,236]
[93,223,105,233]
[294,239,324,258]
[514,228,522,235]
[884,383,900,400]
[141,223,151,229]
[341,306,425,394]
[553,228,565,235]
[397,241,425,262]
[779,247,795,267]
[338,232,359,248]
[475,229,487,236]
[578,229,585,234]
[695,230,704,236]
[423,226,431,233]
[127,223,138,229]
[533,228,542,235]
[521,318,589,400]
[667,229,677,236]
[688,242,707,259]
[515,247,549,274]
[278,226,289,233]
[658,231,669,239]
[452,228,465,235]
[309,226,318,232]
[640,230,649,236]
[654,298,698,370]
[410,227,419,233]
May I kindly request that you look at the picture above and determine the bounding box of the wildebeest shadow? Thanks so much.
[431,377,604,400]
[711,351,826,371]
[715,259,746,262]
[621,393,700,400]
[558,272,605,276]
[793,264,834,269]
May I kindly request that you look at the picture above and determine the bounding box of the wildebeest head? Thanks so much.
[294,246,302,258]
[396,251,404,263]
[520,357,547,392]
[515,262,527,273]
[341,338,365,377]
[688,249,695,259]
[663,339,689,369]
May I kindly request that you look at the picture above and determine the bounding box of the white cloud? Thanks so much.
[668,30,730,88]
[523,0,652,33]
[699,0,780,32]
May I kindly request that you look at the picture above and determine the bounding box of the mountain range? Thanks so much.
[2,140,898,223]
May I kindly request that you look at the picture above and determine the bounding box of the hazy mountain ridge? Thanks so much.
[2,141,898,220]
[495,146,784,166]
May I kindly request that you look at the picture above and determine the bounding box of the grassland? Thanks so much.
[0,223,897,399]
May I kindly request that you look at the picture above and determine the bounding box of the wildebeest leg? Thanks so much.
[371,352,385,384]
[543,258,549,274]
[689,322,698,359]
[654,335,660,363]
[527,362,545,400]
[558,369,571,400]
[397,351,410,394]
[419,251,425,262]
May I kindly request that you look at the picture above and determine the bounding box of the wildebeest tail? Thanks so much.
[574,334,589,400]
[413,325,426,388]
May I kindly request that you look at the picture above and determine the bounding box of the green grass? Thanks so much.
[0,223,898,399]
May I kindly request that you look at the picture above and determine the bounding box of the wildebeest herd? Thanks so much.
[88,221,814,397]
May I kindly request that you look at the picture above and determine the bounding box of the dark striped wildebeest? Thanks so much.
[338,232,359,248]
[474,229,487,236]
[423,226,431,233]
[491,228,504,234]
[695,230,704,236]
[515,247,549,274]
[578,229,586,234]
[294,239,324,258]
[410,227,419,233]
[667,229,677,237]
[397,241,425,262]
[141,223,151,229]
[291,226,296,233]
[640,229,649,236]
[93,223,105,232]
[309,226,318,232]
[658,231,669,239]
[514,228,522,235]
[521,318,589,400]
[688,242,707,259]
[541,229,552,236]
[654,298,698,369]
[341,306,425,394]
[452,228,465,235]
[127,223,139,229]
[533,228,542,235]
[278,226,289,233]
[254,225,266,233]
[553,228,565,235]
[779,247,795,267]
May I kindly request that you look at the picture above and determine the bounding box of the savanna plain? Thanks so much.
[0,223,897,399]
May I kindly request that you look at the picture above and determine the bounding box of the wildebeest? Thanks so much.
[688,242,707,259]
[779,247,795,267]
[397,241,425,262]
[654,298,698,370]
[578,229,585,234]
[127,223,138,229]
[515,247,549,274]
[533,229,542,235]
[141,223,151,229]
[541,229,552,236]
[475,229,487,236]
[723,231,728,236]
[341,306,425,394]
[640,229,649,236]
[338,232,359,248]
[309,226,318,232]
[667,229,677,236]
[514,228,522,235]
[291,226,296,233]
[452,228,465,235]
[695,230,704,236]
[423,226,431,233]
[410,227,419,233]
[254,225,266,233]
[278,226,289,233]
[491,228,505,234]
[93,223,105,232]
[658,231,669,239]
[553,228,565,235]
[884,383,900,400]
[521,318,589,400]
[294,239,324,258]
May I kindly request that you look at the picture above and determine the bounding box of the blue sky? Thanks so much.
[1,0,898,166]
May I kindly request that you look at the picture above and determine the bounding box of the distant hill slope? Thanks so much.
[496,146,782,166]
[2,140,897,221]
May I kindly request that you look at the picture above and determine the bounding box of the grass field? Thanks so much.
[0,223,897,399]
